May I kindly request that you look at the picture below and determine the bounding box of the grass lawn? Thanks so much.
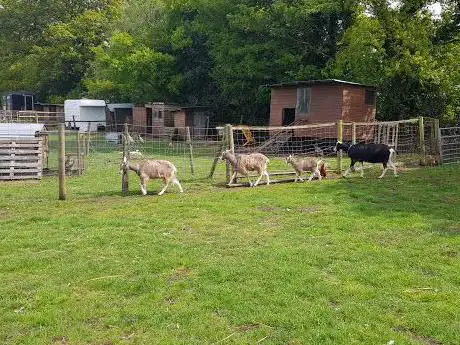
[0,157,459,344]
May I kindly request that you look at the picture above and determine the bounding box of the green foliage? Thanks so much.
[0,0,458,124]
[85,32,181,103]
[327,0,460,122]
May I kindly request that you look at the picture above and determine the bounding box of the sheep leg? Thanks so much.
[244,174,254,187]
[139,177,148,195]
[378,162,388,179]
[158,178,171,195]
[228,171,238,184]
[253,173,264,187]
[388,159,398,177]
[297,172,305,182]
[294,172,301,182]
[343,161,356,177]
[360,162,364,178]
[308,169,322,182]
[172,178,184,192]
[264,171,270,185]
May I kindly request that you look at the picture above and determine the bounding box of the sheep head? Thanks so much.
[284,154,295,165]
[219,149,231,160]
[334,141,350,153]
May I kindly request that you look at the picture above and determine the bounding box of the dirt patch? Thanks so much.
[432,226,460,237]
[256,206,318,213]
[235,323,261,332]
[51,336,68,345]
[392,327,442,345]
[168,267,192,283]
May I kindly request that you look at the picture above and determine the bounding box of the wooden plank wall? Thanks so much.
[0,139,43,180]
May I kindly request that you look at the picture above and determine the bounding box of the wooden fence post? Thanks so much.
[85,122,91,155]
[337,119,343,174]
[58,124,66,200]
[186,127,195,175]
[434,118,442,164]
[122,123,129,196]
[76,131,82,176]
[352,122,357,145]
[208,129,226,178]
[419,116,425,159]
[225,124,234,183]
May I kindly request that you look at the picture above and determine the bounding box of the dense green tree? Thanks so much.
[0,0,116,101]
[328,0,460,122]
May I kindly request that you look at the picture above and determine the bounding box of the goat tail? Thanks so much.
[317,160,327,177]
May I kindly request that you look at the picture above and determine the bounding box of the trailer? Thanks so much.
[64,99,106,132]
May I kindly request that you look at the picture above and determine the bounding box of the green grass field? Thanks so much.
[1,155,459,345]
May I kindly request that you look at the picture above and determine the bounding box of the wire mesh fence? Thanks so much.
[0,116,445,184]
[439,126,460,164]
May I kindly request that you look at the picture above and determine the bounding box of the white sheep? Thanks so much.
[285,154,326,182]
[220,149,270,187]
[120,157,183,195]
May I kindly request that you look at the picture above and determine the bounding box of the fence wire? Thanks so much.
[0,115,444,182]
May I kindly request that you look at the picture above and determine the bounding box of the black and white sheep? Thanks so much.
[120,157,183,195]
[334,142,397,178]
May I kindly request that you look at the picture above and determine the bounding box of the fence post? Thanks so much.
[352,122,357,145]
[225,124,234,183]
[76,131,82,176]
[85,122,91,155]
[435,119,442,164]
[337,119,343,174]
[186,126,195,175]
[419,116,425,159]
[208,129,226,178]
[58,124,66,200]
[122,123,129,196]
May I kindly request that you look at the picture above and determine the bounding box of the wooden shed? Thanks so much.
[268,79,377,126]
[107,103,134,131]
[0,123,46,180]
[132,102,210,137]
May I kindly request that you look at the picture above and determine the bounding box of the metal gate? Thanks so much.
[439,126,460,164]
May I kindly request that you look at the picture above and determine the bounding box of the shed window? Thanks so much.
[296,87,311,114]
[365,90,376,106]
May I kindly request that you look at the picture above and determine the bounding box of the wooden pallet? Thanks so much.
[0,139,43,180]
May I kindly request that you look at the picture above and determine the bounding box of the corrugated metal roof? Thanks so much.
[265,79,377,89]
[107,103,134,111]
[65,99,106,107]
[0,123,45,139]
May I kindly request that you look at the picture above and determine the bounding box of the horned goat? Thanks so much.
[120,157,183,195]
[220,150,270,187]
[284,154,326,182]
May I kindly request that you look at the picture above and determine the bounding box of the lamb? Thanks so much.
[219,150,270,187]
[334,141,397,178]
[120,157,183,195]
[284,154,327,182]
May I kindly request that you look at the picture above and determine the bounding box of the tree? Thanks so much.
[85,32,181,103]
[327,0,460,123]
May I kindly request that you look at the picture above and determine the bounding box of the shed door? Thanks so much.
[146,108,152,134]
[282,108,295,126]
